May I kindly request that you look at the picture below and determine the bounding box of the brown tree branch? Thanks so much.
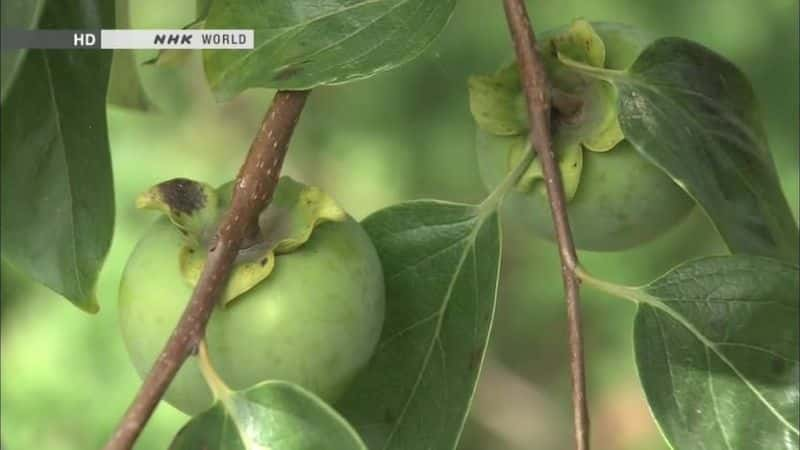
[500,2,590,450]
[103,90,310,450]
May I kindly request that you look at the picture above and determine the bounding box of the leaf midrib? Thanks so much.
[381,212,484,449]
[41,51,89,302]
[640,292,800,435]
[216,383,368,450]
[570,53,795,258]
[615,74,791,258]
[209,0,408,87]
[705,345,735,450]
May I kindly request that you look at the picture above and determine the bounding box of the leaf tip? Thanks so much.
[73,290,101,314]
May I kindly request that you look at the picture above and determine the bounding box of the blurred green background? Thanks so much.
[2,0,798,449]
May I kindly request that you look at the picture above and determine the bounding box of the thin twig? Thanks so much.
[500,2,590,450]
[103,90,310,450]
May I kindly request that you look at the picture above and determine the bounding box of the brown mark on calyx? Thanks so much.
[158,178,207,215]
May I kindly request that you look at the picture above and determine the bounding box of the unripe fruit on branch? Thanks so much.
[470,20,693,251]
[119,177,385,415]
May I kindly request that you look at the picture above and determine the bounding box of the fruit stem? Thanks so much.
[197,340,232,401]
[480,140,536,216]
[552,88,584,124]
[502,2,591,450]
[573,266,640,304]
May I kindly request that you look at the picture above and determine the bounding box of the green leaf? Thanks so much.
[203,0,456,98]
[629,256,799,450]
[337,200,501,450]
[575,38,799,262]
[170,381,367,450]
[106,0,153,110]
[196,0,211,20]
[0,0,46,101]
[0,0,115,313]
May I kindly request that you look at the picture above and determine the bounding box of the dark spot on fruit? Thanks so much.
[260,258,268,266]
[158,178,207,214]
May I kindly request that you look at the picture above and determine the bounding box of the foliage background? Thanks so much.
[1,0,797,449]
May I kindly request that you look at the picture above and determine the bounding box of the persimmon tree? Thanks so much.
[1,1,797,450]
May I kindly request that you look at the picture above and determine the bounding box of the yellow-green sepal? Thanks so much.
[547,20,623,152]
[468,64,527,136]
[508,136,584,201]
[180,176,348,306]
[561,80,624,152]
[552,18,606,68]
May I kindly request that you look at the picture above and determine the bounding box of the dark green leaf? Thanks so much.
[338,200,501,450]
[592,38,799,261]
[632,256,799,450]
[0,0,115,312]
[196,0,211,21]
[106,0,153,110]
[170,381,367,450]
[203,0,455,98]
[0,0,46,100]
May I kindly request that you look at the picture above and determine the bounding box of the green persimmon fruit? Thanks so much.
[470,20,694,251]
[477,132,694,251]
[119,177,385,415]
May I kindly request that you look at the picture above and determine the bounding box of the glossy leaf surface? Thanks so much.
[338,200,501,450]
[204,0,455,98]
[0,0,115,312]
[171,381,367,450]
[574,38,800,261]
[0,0,46,100]
[631,256,799,450]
